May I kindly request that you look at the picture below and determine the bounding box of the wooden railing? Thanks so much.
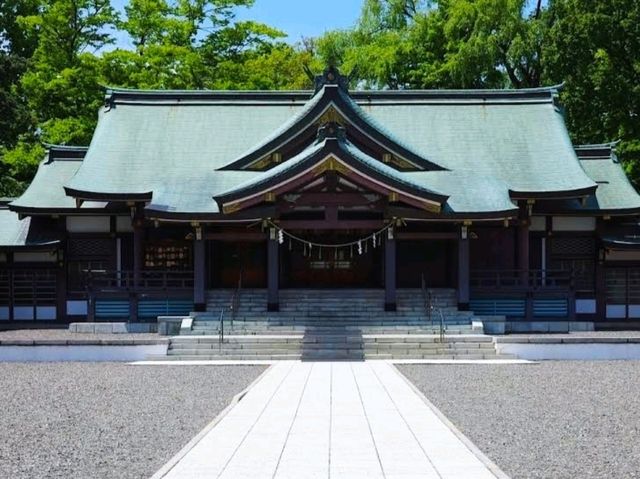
[85,270,194,292]
[0,268,58,321]
[470,269,574,292]
[470,269,576,320]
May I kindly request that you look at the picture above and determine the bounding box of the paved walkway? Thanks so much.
[156,361,506,479]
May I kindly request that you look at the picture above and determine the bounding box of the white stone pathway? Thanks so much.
[155,361,508,479]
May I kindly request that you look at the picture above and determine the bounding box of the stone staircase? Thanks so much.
[195,289,475,330]
[154,289,513,361]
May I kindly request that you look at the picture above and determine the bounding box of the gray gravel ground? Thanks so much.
[0,363,266,479]
[505,330,640,339]
[399,362,640,479]
[0,329,160,341]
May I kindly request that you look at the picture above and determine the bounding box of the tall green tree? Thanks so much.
[543,0,640,184]
[102,0,290,90]
[1,0,118,196]
[319,0,547,89]
[0,0,42,195]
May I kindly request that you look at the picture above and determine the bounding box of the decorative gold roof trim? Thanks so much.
[222,202,242,214]
[316,106,345,125]
[312,156,349,176]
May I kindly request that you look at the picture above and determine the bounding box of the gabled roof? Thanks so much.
[214,128,448,214]
[576,143,640,214]
[63,81,598,207]
[533,143,640,215]
[0,207,60,250]
[218,83,445,171]
[10,145,109,214]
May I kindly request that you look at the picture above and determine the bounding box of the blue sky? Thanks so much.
[109,0,363,49]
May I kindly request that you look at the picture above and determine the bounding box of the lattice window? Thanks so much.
[67,238,115,258]
[68,260,110,292]
[549,258,595,292]
[550,237,595,256]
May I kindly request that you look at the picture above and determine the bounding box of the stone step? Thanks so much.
[152,353,506,361]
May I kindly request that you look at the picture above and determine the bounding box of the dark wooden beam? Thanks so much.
[283,192,375,207]
[276,219,385,230]
[397,232,458,240]
[205,232,267,241]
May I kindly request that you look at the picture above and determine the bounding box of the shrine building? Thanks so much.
[2,67,640,332]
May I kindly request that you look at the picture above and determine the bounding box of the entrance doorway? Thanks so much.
[281,232,383,288]
[208,240,267,288]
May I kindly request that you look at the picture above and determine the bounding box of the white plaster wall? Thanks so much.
[0,344,167,362]
[552,216,596,231]
[66,216,110,233]
[576,299,596,314]
[67,300,88,315]
[497,343,640,360]
[605,250,640,261]
[13,251,57,262]
[116,216,133,233]
[529,216,546,232]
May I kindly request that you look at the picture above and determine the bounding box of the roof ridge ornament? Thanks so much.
[313,65,350,93]
[317,122,347,142]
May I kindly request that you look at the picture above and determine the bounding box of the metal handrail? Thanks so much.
[229,269,243,328]
[218,307,225,344]
[421,273,432,326]
[421,273,445,342]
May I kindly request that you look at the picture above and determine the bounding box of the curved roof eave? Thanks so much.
[214,137,448,212]
[217,84,446,172]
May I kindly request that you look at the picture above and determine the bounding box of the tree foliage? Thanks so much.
[1,0,639,195]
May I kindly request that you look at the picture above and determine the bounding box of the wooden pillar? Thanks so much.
[56,218,67,321]
[457,226,470,310]
[595,252,606,320]
[7,252,14,322]
[518,221,530,273]
[267,230,279,311]
[518,215,531,320]
[56,257,67,321]
[130,216,142,322]
[385,229,396,311]
[193,238,206,311]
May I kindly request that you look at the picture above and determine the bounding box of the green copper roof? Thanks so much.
[214,134,447,208]
[576,144,640,213]
[533,144,640,215]
[0,207,60,249]
[65,85,596,206]
[219,84,444,171]
[400,171,517,215]
[10,146,108,213]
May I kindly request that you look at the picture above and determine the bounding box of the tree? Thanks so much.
[0,0,42,196]
[543,0,640,185]
[0,0,118,196]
